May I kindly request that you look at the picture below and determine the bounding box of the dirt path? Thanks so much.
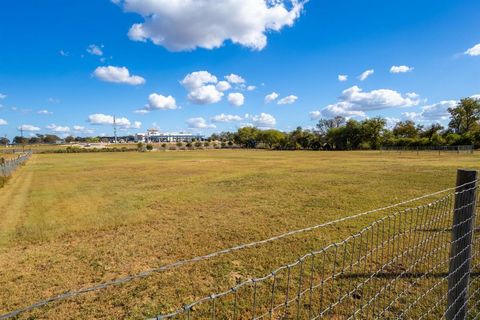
[0,157,35,246]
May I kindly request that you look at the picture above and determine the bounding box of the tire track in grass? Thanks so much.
[0,157,35,247]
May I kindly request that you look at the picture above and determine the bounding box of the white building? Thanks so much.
[135,129,204,143]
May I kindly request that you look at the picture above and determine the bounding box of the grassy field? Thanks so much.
[0,150,479,319]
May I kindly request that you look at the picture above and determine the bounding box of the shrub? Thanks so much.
[204,142,210,147]
[146,143,153,151]
[228,141,234,146]
[186,142,192,148]
[161,143,167,148]
[221,142,227,148]
[194,141,202,148]
[176,142,183,147]
[168,146,177,150]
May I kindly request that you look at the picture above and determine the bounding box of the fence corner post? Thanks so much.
[446,169,478,320]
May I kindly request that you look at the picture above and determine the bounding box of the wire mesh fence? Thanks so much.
[151,171,479,320]
[0,169,478,319]
[0,150,32,178]
[380,145,475,154]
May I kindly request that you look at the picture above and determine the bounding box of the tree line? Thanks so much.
[226,97,480,150]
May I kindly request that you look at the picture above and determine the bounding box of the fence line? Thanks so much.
[0,150,32,178]
[0,171,478,319]
[380,145,475,154]
[151,176,479,319]
[1,180,472,319]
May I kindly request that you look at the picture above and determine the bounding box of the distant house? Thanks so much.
[135,129,204,143]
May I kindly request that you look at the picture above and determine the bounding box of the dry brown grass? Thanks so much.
[0,150,479,319]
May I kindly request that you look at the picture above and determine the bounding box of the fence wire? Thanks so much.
[0,151,32,178]
[153,181,479,320]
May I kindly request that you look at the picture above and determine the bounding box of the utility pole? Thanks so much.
[113,115,118,144]
[20,126,25,152]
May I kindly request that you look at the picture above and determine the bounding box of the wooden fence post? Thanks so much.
[446,169,478,319]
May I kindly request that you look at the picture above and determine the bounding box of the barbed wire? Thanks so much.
[0,179,478,319]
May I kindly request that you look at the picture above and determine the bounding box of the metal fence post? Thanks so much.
[446,169,478,320]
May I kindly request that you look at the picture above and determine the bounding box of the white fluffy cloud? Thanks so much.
[278,95,298,105]
[228,92,245,106]
[186,117,216,129]
[314,86,420,119]
[181,71,224,104]
[216,81,232,92]
[211,114,243,122]
[93,66,145,85]
[87,44,104,56]
[465,43,480,56]
[0,93,6,100]
[390,65,414,73]
[251,112,276,128]
[18,124,40,132]
[117,0,307,51]
[264,92,279,103]
[145,93,178,110]
[225,74,245,84]
[338,74,348,82]
[46,124,70,133]
[0,119,7,125]
[73,125,95,134]
[37,109,53,115]
[358,69,374,81]
[247,85,256,91]
[88,114,141,129]
[403,100,457,122]
[309,110,322,120]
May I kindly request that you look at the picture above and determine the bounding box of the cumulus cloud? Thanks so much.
[465,43,480,56]
[73,125,94,134]
[181,71,224,104]
[251,112,276,128]
[225,73,245,84]
[278,95,298,105]
[264,92,279,103]
[93,66,145,85]
[390,65,414,73]
[37,109,53,115]
[358,69,374,81]
[46,124,70,133]
[309,110,322,120]
[117,0,307,51]
[316,86,421,119]
[247,85,256,91]
[0,93,6,100]
[186,117,216,129]
[87,44,104,56]
[145,93,178,110]
[402,100,457,122]
[18,124,40,132]
[338,74,348,82]
[211,114,243,122]
[228,92,245,107]
[216,81,232,92]
[88,113,141,129]
[0,119,7,125]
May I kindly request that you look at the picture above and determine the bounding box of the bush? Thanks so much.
[168,146,177,150]
[146,143,153,151]
[186,142,192,148]
[228,141,234,146]
[176,142,183,147]
[161,143,167,148]
[194,141,202,148]
[137,142,144,150]
[221,142,227,148]
[204,142,210,147]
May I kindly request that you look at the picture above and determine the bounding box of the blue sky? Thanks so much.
[0,0,479,139]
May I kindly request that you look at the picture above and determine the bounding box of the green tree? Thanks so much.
[392,120,421,138]
[360,117,386,150]
[258,129,286,149]
[234,127,260,148]
[448,98,480,134]
[0,137,9,146]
